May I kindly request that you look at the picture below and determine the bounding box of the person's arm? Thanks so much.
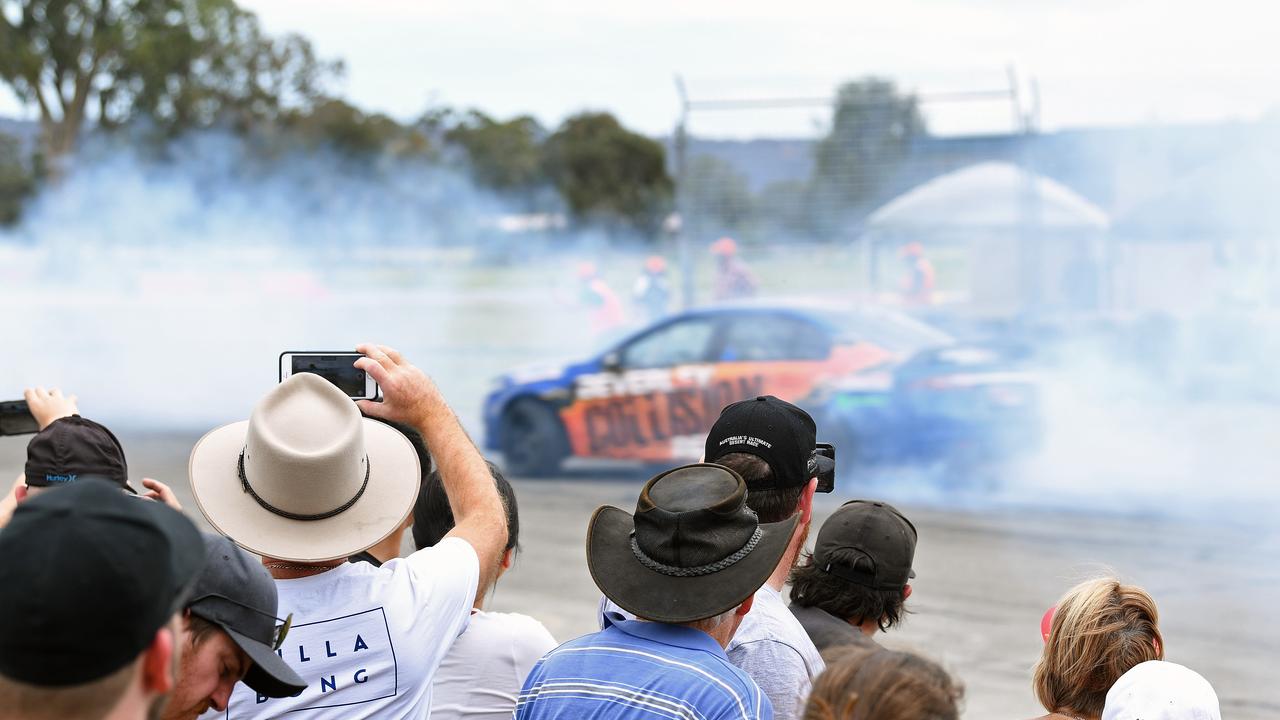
[355,344,508,590]
[23,387,78,430]
[140,478,183,511]
[0,476,23,529]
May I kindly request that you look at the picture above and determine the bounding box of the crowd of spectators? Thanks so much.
[0,349,1224,719]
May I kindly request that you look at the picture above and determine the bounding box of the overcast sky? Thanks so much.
[3,0,1277,138]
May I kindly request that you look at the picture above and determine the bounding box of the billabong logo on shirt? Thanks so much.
[226,607,398,716]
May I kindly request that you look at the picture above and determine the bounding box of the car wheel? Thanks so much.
[500,399,568,477]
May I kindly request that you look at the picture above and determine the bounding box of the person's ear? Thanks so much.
[13,485,27,502]
[500,548,514,571]
[799,478,818,525]
[736,593,755,617]
[141,626,176,694]
[903,584,913,601]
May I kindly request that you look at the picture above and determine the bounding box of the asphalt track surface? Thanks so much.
[3,432,1276,719]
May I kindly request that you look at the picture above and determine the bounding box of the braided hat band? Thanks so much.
[629,527,764,578]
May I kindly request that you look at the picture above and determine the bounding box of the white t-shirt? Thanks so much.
[207,537,479,719]
[726,585,825,720]
[430,610,558,720]
[596,584,824,720]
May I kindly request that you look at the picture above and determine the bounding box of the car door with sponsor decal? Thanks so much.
[561,310,847,463]
[561,315,729,461]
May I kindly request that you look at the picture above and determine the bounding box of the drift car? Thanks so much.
[483,303,1040,476]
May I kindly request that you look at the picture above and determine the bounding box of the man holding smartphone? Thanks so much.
[698,396,833,720]
[0,388,180,528]
[189,344,508,719]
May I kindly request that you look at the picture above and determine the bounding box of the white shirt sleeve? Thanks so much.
[402,537,481,639]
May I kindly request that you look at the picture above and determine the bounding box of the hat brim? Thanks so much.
[224,626,307,698]
[587,506,799,624]
[189,419,419,562]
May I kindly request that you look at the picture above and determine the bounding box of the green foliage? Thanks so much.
[282,99,430,160]
[811,77,926,213]
[445,110,544,193]
[0,132,36,224]
[542,112,673,233]
[681,155,754,234]
[0,0,338,163]
[0,3,679,234]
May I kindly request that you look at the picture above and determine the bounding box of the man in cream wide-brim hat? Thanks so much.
[189,344,509,720]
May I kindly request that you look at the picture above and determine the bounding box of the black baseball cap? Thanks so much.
[814,499,917,590]
[704,395,834,490]
[0,479,206,686]
[186,534,306,698]
[24,415,132,491]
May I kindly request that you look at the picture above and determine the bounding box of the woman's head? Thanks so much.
[1033,577,1163,718]
[412,460,520,556]
[803,646,962,720]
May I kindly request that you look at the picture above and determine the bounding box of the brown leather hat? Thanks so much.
[587,463,798,624]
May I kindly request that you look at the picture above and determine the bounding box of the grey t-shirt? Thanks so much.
[727,585,826,720]
[788,603,880,654]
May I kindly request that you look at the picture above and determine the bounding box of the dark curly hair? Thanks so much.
[788,549,908,632]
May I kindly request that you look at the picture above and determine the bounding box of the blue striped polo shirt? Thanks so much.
[516,612,773,720]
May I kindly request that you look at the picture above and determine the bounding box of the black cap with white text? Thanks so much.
[704,395,832,490]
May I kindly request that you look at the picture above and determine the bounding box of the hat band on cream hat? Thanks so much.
[236,447,369,521]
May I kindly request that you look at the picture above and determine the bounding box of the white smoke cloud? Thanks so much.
[0,134,597,431]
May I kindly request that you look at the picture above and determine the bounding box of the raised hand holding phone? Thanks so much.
[279,351,379,400]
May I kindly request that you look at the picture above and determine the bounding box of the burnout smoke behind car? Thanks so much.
[1,133,1277,522]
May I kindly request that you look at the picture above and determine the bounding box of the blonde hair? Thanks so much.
[803,646,962,720]
[1033,577,1163,717]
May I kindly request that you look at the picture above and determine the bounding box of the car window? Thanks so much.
[620,318,718,369]
[720,314,832,362]
[817,308,952,354]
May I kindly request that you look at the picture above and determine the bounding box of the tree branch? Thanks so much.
[31,83,54,125]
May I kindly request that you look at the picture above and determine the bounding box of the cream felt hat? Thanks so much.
[190,372,420,562]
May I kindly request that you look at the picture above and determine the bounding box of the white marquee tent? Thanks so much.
[862,161,1110,312]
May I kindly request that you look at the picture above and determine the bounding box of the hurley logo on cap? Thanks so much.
[44,474,77,484]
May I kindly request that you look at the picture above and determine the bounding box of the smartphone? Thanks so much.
[814,442,836,493]
[279,352,378,401]
[0,400,40,436]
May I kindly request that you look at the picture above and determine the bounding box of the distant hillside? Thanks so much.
[669,138,815,193]
[670,121,1270,217]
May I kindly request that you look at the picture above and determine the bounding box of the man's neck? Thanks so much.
[765,516,809,591]
[851,617,880,636]
[262,557,345,580]
[363,528,407,564]
[765,546,797,591]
